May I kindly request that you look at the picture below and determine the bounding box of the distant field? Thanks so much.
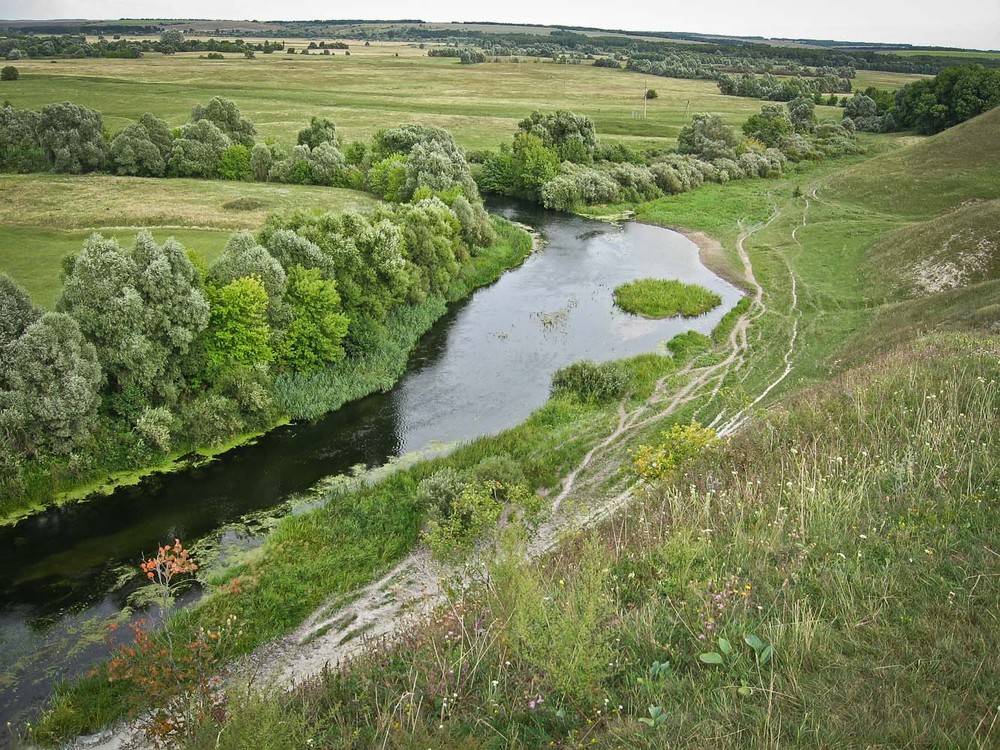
[850,69,930,90]
[2,42,796,150]
[0,175,376,308]
[885,48,1000,59]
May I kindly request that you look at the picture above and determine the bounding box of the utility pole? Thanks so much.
[643,77,648,119]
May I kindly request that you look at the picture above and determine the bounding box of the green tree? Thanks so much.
[677,113,742,160]
[742,103,794,146]
[37,102,107,173]
[296,116,338,149]
[168,119,231,177]
[191,96,256,147]
[276,266,350,373]
[451,194,495,248]
[131,232,210,388]
[402,138,478,200]
[203,277,273,378]
[159,30,184,49]
[787,96,817,133]
[1,66,18,81]
[510,132,560,200]
[307,141,346,186]
[479,143,515,196]
[368,154,408,201]
[58,232,209,412]
[218,144,252,180]
[0,273,41,349]
[0,103,45,172]
[896,64,1000,133]
[397,197,462,299]
[249,142,275,181]
[210,232,288,324]
[371,123,455,161]
[263,228,337,279]
[0,312,102,456]
[109,114,173,177]
[518,110,598,162]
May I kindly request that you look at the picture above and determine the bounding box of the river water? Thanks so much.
[0,201,741,726]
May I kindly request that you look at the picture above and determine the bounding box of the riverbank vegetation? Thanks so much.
[613,278,721,319]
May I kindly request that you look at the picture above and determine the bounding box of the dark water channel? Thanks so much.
[0,201,741,725]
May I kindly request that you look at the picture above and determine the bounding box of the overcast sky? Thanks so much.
[2,0,998,50]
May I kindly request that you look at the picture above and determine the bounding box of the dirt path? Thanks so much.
[715,199,803,436]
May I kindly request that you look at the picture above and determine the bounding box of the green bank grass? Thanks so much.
[613,278,721,318]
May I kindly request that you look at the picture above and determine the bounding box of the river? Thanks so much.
[0,201,741,726]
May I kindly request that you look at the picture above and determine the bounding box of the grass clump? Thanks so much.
[613,278,721,318]
[222,197,267,211]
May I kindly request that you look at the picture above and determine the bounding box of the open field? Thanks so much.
[850,68,931,89]
[0,175,376,307]
[1,43,814,150]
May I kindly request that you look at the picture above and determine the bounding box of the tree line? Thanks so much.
[0,32,326,61]
[473,102,859,212]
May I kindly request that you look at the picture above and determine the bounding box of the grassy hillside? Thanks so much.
[0,175,376,308]
[187,331,998,749]
[826,107,1000,217]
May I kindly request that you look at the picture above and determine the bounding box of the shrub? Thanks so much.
[415,467,467,516]
[178,393,243,446]
[632,422,716,483]
[469,454,527,494]
[134,406,176,453]
[550,360,631,403]
[1,66,19,81]
[216,144,250,180]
